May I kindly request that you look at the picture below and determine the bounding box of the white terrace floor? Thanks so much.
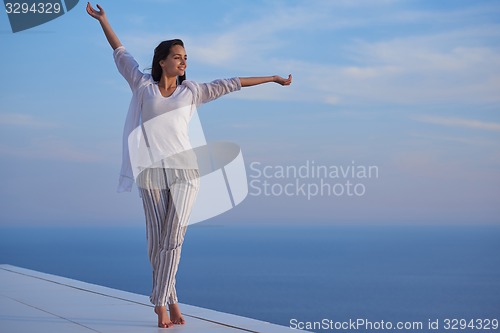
[0,264,309,333]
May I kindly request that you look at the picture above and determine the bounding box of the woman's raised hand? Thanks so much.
[85,2,122,50]
[86,2,106,22]
[273,74,292,86]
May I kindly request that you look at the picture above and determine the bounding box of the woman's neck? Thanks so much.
[157,76,178,97]
[158,76,177,89]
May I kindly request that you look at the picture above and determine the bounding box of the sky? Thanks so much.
[0,0,499,226]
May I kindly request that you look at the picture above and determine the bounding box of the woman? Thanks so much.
[86,2,292,329]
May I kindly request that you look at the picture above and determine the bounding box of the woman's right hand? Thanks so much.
[86,2,106,22]
[85,2,122,49]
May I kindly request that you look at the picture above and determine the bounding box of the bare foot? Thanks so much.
[154,306,173,328]
[168,303,185,325]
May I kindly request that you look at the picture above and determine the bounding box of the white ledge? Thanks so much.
[0,264,309,333]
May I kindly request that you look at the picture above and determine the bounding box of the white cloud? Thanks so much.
[409,132,499,146]
[414,115,500,132]
[0,137,112,163]
[0,113,58,128]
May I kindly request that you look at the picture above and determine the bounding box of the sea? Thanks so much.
[1,224,499,332]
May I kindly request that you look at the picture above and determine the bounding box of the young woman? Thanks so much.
[87,2,291,329]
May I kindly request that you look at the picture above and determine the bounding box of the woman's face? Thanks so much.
[159,44,187,78]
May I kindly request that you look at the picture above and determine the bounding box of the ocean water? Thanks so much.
[0,224,499,331]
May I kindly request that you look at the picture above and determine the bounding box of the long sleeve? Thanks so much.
[113,46,151,192]
[182,78,241,106]
[113,46,150,91]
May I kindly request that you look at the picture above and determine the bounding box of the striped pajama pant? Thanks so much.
[137,168,200,306]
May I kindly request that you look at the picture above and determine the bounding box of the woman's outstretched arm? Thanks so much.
[86,2,122,50]
[239,74,292,87]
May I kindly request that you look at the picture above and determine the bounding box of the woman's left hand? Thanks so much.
[274,74,292,86]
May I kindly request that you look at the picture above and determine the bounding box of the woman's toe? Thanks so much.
[159,321,173,328]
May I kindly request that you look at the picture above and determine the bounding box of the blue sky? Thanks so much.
[0,0,499,226]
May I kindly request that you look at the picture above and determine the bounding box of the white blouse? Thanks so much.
[113,46,241,192]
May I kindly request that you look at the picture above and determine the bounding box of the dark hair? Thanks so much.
[151,39,186,84]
